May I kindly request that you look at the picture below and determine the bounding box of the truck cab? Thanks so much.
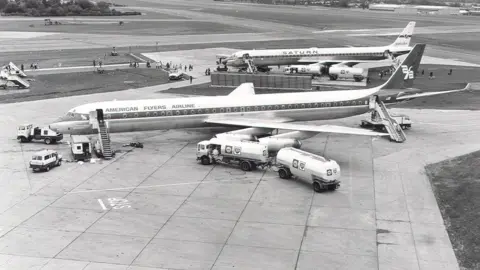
[17,124,63,144]
[29,150,62,172]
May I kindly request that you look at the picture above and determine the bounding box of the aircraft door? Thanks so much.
[96,109,104,123]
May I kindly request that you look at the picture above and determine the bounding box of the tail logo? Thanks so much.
[401,65,414,80]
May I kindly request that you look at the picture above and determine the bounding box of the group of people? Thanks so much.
[93,60,103,68]
[129,61,140,68]
[205,68,212,75]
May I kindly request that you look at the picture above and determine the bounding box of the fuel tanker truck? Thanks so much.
[196,138,270,171]
[284,63,366,82]
[274,147,341,192]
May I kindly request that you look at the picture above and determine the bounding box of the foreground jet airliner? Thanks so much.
[50,44,473,145]
[217,21,416,72]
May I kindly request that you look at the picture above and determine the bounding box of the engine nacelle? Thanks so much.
[284,64,322,75]
[258,137,301,153]
[214,133,257,141]
[328,66,366,82]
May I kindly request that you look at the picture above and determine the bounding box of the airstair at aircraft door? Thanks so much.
[98,121,113,159]
[371,96,406,143]
[242,54,257,73]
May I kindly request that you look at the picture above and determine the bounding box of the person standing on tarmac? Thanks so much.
[190,76,193,84]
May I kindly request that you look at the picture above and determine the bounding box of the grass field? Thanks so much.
[425,151,480,270]
[0,68,170,104]
[0,20,254,36]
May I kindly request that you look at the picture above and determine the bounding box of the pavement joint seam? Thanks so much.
[371,137,381,270]
[208,167,266,270]
[127,142,214,268]
[294,175,315,269]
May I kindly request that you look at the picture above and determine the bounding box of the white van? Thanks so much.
[29,150,62,172]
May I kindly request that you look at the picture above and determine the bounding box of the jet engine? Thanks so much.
[328,66,366,82]
[214,133,257,141]
[258,137,301,153]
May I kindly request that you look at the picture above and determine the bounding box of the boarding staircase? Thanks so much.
[371,95,406,143]
[242,53,257,73]
[97,121,113,159]
[0,63,29,88]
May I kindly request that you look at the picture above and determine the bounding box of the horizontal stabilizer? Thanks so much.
[205,118,388,137]
[396,83,474,100]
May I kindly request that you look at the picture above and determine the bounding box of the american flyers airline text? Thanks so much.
[104,104,195,113]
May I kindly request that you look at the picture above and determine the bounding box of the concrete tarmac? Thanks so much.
[1,82,479,269]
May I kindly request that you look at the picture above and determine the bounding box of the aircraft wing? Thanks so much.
[205,118,388,137]
[396,83,474,101]
[297,59,395,68]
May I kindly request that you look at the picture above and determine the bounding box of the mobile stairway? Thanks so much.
[0,66,29,88]
[242,53,257,73]
[7,62,27,77]
[370,95,406,143]
[89,109,113,159]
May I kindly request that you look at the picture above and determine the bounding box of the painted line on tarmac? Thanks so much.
[67,179,254,194]
[415,122,480,127]
[97,199,108,210]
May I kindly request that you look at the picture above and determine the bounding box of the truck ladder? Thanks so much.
[373,96,406,143]
[98,121,113,159]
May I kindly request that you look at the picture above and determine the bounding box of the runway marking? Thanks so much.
[68,179,249,194]
[107,198,131,209]
[97,199,107,210]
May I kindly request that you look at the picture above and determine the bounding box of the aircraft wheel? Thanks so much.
[240,161,251,171]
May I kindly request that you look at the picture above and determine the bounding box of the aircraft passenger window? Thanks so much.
[176,111,180,115]
[261,106,265,110]
[240,107,245,112]
[294,104,299,109]
[234,108,238,112]
[106,114,111,119]
[340,102,344,106]
[281,105,285,109]
[212,108,216,113]
[134,113,139,117]
[268,106,272,110]
[220,108,224,113]
[256,106,260,111]
[191,110,196,114]
[146,112,150,117]
[167,111,172,116]
[301,104,305,108]
[226,108,231,113]
[326,103,331,107]
[246,107,251,111]
[183,110,188,115]
[333,102,337,107]
[153,112,158,116]
[274,105,279,110]
[161,111,166,116]
[288,105,292,109]
[352,101,356,105]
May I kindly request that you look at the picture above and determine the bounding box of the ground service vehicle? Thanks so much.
[328,66,366,82]
[196,138,270,171]
[17,124,63,144]
[29,150,62,172]
[361,111,412,131]
[275,147,341,192]
[70,135,92,161]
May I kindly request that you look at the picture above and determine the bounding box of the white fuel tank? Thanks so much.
[209,138,269,162]
[276,147,340,182]
[284,64,321,75]
[329,66,365,81]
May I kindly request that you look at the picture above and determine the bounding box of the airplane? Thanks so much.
[216,21,416,75]
[50,44,475,150]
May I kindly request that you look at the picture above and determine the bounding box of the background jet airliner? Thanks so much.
[50,44,474,149]
[216,21,415,73]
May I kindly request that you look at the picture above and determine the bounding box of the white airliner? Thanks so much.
[50,44,473,148]
[217,21,415,73]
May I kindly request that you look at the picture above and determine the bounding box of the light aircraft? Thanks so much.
[216,21,416,74]
[50,44,474,150]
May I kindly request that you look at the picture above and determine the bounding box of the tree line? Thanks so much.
[0,0,141,16]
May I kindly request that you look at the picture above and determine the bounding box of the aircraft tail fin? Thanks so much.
[389,21,415,47]
[378,43,425,90]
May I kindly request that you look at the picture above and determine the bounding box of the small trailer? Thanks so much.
[274,147,341,192]
[70,135,92,161]
[17,124,63,144]
[360,111,412,131]
[196,138,270,171]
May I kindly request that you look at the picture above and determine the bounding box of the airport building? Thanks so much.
[369,4,460,14]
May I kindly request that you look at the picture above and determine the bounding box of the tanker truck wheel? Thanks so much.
[313,182,324,193]
[44,138,52,145]
[201,156,211,165]
[278,168,291,179]
[240,161,251,171]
